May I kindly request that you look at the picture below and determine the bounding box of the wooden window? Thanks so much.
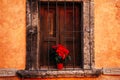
[39,2,83,69]
[17,0,101,78]
[25,0,94,70]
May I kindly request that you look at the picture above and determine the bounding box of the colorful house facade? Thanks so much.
[0,0,120,80]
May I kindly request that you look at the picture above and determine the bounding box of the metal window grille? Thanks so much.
[37,0,83,70]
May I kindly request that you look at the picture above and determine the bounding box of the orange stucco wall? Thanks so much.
[0,0,120,80]
[95,0,120,68]
[0,0,26,69]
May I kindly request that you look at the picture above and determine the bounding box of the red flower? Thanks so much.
[57,51,65,59]
[56,44,69,59]
[51,44,70,70]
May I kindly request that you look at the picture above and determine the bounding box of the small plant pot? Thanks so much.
[57,63,63,70]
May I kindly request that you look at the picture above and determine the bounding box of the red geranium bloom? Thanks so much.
[57,51,65,59]
[56,44,69,59]
[51,44,71,70]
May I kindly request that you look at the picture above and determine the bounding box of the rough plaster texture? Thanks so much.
[0,0,120,80]
[0,0,26,69]
[95,0,120,68]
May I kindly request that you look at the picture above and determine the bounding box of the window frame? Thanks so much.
[17,0,101,78]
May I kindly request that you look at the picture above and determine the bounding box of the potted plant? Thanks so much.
[50,44,71,70]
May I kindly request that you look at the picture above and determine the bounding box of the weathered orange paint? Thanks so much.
[95,0,120,68]
[0,77,20,80]
[0,0,120,80]
[0,0,26,69]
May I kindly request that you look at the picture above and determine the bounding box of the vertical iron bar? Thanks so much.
[30,0,33,70]
[64,0,67,69]
[47,0,50,70]
[72,0,75,69]
[39,0,41,70]
[64,0,66,45]
[56,0,58,72]
[56,0,59,44]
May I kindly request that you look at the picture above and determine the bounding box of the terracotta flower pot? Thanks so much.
[57,63,63,70]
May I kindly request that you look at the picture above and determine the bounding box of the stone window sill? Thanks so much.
[17,69,101,78]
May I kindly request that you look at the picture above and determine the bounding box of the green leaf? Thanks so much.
[68,55,71,61]
[55,57,59,62]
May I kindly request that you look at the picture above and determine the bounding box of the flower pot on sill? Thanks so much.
[57,63,63,70]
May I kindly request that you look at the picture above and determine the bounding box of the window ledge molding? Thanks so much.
[0,69,17,77]
[102,68,120,76]
[17,69,102,78]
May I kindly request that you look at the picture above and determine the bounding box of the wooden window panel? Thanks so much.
[40,5,57,69]
[39,2,83,69]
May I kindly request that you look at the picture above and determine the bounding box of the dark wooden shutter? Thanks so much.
[40,5,58,68]
[39,2,83,69]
